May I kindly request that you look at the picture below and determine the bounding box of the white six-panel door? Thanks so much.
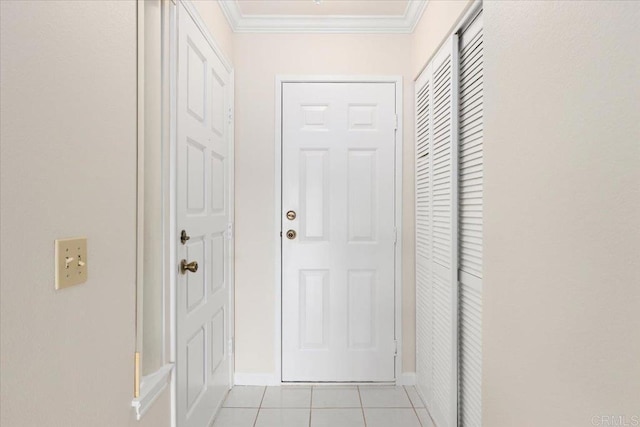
[281,82,397,382]
[176,4,232,426]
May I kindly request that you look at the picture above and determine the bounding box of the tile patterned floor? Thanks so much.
[212,386,435,427]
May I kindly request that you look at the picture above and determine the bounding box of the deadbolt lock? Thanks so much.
[286,230,297,240]
[180,230,190,245]
[286,210,297,220]
[180,259,198,274]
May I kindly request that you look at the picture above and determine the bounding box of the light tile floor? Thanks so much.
[212,385,435,427]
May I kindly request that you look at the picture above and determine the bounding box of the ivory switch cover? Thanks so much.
[55,237,88,289]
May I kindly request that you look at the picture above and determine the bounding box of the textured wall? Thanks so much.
[0,1,170,426]
[483,1,640,424]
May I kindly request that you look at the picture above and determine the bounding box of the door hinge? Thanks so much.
[229,337,235,356]
[228,107,233,124]
[394,114,398,130]
[134,352,140,398]
[394,340,398,356]
[225,222,233,240]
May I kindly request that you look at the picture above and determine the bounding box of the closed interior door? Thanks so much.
[281,82,398,382]
[176,4,232,426]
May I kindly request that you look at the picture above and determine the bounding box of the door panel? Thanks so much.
[348,150,377,241]
[299,269,330,349]
[347,270,376,349]
[177,3,232,426]
[282,82,397,382]
[300,150,329,241]
[459,10,484,427]
[415,34,459,427]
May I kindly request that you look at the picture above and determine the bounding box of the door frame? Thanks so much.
[274,75,403,384]
[168,1,235,426]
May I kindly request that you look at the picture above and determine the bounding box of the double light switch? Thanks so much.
[55,237,87,290]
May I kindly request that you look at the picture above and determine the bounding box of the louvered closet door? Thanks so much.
[415,65,434,412]
[459,10,483,427]
[415,34,459,427]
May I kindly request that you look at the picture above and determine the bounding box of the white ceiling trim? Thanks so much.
[218,0,428,34]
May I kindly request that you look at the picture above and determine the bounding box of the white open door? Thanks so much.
[415,35,459,427]
[281,81,398,382]
[176,3,233,426]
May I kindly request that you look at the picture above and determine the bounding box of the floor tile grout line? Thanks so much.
[309,387,314,427]
[404,385,424,427]
[417,386,438,427]
[209,387,233,427]
[262,406,363,409]
[357,385,367,427]
[223,385,429,427]
[310,408,364,410]
[410,386,439,427]
[259,386,267,407]
[252,387,267,427]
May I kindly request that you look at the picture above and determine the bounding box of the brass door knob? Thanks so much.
[286,230,297,240]
[180,259,198,274]
[286,210,297,220]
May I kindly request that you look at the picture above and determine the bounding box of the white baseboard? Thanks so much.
[397,372,416,386]
[233,372,416,386]
[234,373,280,386]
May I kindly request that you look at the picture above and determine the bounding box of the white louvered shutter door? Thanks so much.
[416,34,459,427]
[431,35,459,427]
[458,10,483,427]
[415,62,433,410]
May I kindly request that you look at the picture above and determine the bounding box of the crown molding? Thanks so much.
[218,0,428,34]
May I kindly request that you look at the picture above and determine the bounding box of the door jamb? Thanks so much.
[274,75,404,384]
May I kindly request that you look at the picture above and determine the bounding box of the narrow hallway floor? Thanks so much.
[212,385,434,427]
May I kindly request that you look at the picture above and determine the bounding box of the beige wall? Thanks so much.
[0,1,234,426]
[233,32,417,375]
[412,0,473,77]
[192,0,234,63]
[0,1,170,426]
[483,1,640,425]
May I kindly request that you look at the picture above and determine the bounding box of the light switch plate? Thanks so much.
[55,237,88,290]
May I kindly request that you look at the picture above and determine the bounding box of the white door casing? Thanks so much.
[281,81,398,382]
[176,3,233,426]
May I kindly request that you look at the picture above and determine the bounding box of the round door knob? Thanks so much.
[286,230,297,240]
[286,210,297,220]
[180,259,198,274]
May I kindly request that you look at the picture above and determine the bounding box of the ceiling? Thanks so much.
[236,1,409,17]
[218,0,428,33]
